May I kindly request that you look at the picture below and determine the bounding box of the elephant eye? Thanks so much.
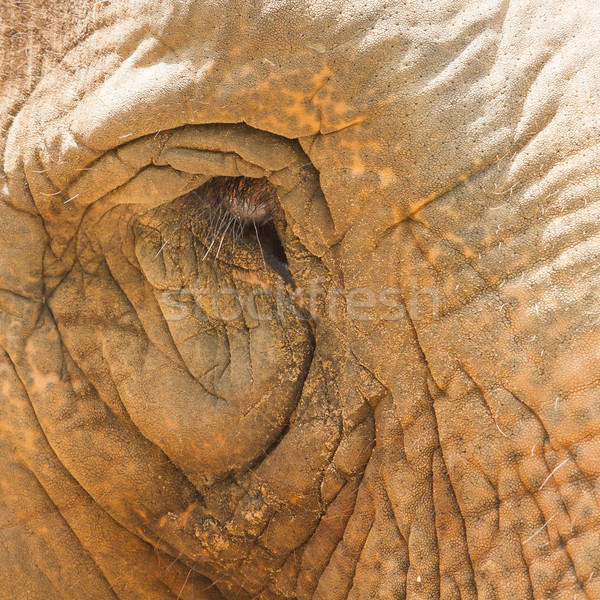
[195,175,274,229]
[178,175,289,273]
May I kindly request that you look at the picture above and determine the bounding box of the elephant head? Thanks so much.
[2,1,600,598]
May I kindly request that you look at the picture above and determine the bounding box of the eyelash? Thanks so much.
[189,176,274,261]
[154,176,289,274]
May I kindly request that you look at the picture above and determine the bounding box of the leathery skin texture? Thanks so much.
[2,0,600,598]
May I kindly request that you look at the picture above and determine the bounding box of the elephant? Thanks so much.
[2,0,600,598]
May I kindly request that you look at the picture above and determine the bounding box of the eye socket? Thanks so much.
[194,175,275,227]
[187,176,289,275]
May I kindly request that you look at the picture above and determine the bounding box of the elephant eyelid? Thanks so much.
[173,176,290,276]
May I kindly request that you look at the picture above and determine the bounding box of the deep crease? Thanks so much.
[0,349,121,599]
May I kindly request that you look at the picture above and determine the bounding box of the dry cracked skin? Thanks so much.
[2,0,600,599]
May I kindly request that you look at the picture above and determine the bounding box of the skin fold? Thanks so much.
[2,0,600,598]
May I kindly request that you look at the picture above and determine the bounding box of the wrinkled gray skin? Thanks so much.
[3,0,600,599]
